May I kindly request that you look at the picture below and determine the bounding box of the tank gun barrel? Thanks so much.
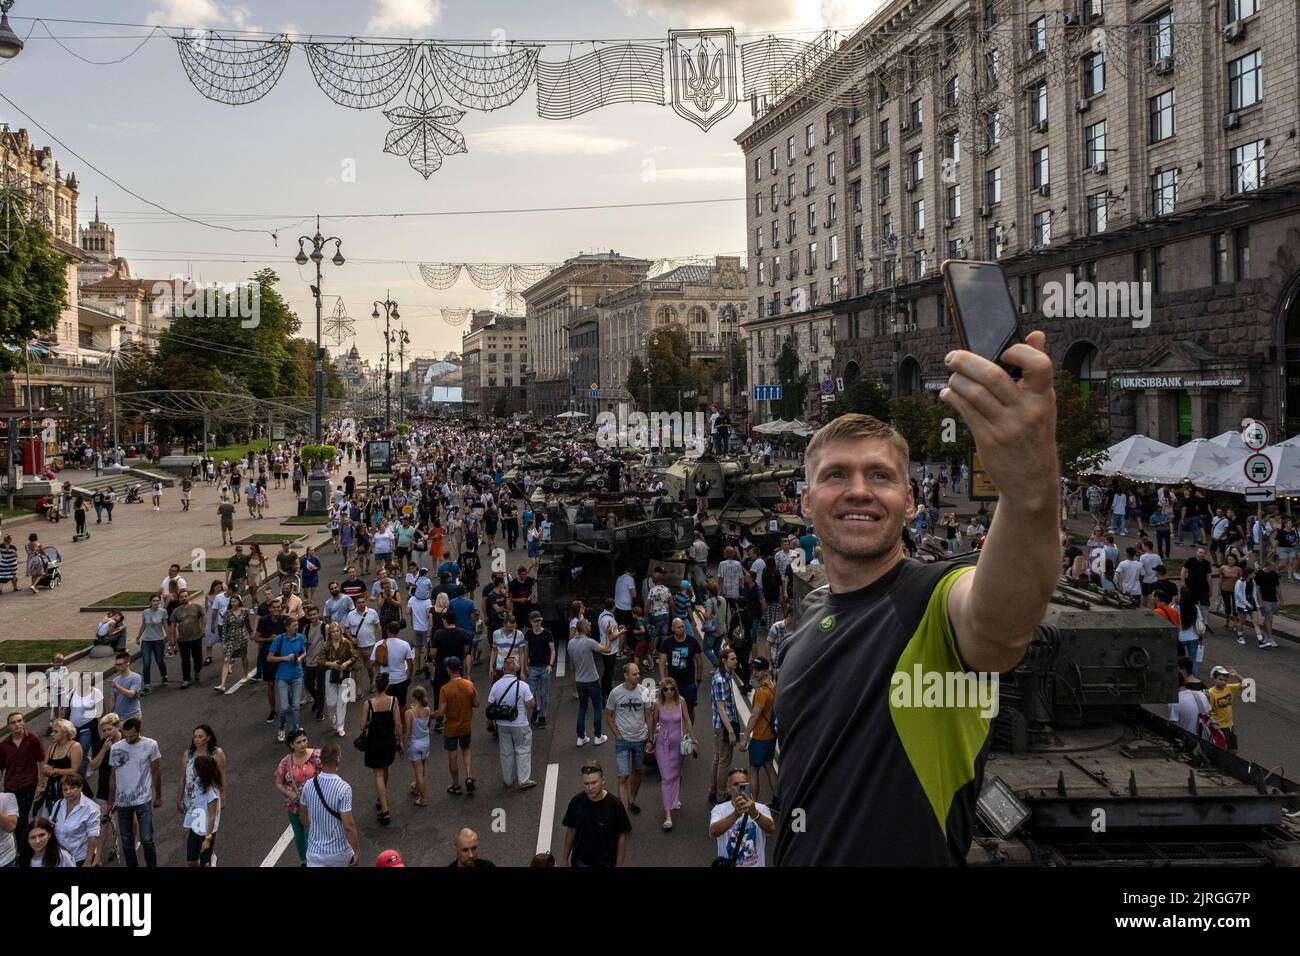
[733,466,803,486]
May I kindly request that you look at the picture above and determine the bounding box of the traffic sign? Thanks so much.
[753,385,783,401]
[1245,486,1276,502]
[835,377,845,392]
[1241,419,1269,450]
[587,388,601,399]
[1243,452,1273,485]
[820,379,835,395]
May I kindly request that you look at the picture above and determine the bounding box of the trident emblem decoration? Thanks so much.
[668,29,738,132]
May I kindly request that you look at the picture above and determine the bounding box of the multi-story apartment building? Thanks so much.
[738,0,1300,443]
[597,257,748,414]
[461,311,527,418]
[0,128,118,451]
[522,252,652,417]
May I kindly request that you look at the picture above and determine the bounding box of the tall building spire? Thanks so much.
[94,195,100,223]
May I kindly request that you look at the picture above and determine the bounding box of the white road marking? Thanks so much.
[536,762,560,856]
[260,825,295,867]
[224,673,255,695]
[556,640,567,678]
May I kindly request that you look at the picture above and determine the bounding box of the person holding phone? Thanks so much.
[774,305,1060,866]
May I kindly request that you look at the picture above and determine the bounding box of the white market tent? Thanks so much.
[1195,443,1300,495]
[1123,436,1250,484]
[752,419,792,434]
[1082,434,1176,477]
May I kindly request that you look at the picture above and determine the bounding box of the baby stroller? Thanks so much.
[124,484,144,504]
[36,547,63,589]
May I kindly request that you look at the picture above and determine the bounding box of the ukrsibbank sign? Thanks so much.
[1111,375,1244,390]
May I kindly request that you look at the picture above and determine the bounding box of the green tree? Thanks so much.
[492,391,510,419]
[772,337,810,420]
[824,378,890,422]
[0,196,70,372]
[624,326,702,411]
[889,392,943,464]
[1056,372,1108,470]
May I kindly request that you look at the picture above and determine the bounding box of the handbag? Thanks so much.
[680,732,694,757]
[1194,606,1207,637]
[485,677,522,721]
[352,701,372,751]
[711,812,750,867]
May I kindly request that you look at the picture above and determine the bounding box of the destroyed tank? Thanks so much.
[790,561,1300,866]
[657,452,806,549]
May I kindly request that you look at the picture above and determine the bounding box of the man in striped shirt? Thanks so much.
[297,743,359,867]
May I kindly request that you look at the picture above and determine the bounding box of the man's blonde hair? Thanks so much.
[804,414,910,486]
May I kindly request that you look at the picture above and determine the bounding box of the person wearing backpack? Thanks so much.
[486,657,536,791]
[267,616,307,743]
[741,657,779,810]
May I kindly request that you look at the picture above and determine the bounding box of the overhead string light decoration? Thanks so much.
[536,43,665,119]
[324,297,356,346]
[441,308,472,326]
[175,32,292,104]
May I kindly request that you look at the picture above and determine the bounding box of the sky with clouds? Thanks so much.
[2,0,882,362]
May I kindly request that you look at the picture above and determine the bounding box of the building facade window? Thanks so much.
[1033,210,1051,246]
[1151,167,1177,215]
[1229,51,1262,110]
[1085,119,1107,167]
[1235,226,1250,278]
[913,197,925,233]
[986,167,1002,204]
[1149,10,1173,63]
[1149,90,1175,143]
[1230,140,1265,193]
[946,184,961,219]
[985,48,1000,86]
[1029,16,1046,54]
[1228,0,1257,19]
[1029,83,1048,125]
[986,110,1002,146]
[1212,232,1229,284]
[944,75,960,109]
[909,98,923,128]
[909,148,924,183]
[1031,146,1049,188]
[1083,51,1106,97]
[943,130,960,164]
[1087,191,1108,234]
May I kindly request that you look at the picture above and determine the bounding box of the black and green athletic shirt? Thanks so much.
[773,555,988,866]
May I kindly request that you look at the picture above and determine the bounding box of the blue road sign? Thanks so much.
[588,388,601,398]
[752,385,784,401]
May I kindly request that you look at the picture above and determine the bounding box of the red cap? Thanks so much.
[375,849,405,867]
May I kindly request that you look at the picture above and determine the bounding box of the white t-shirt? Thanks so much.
[345,608,381,648]
[614,574,636,611]
[109,736,162,807]
[487,674,534,728]
[1116,559,1143,595]
[372,528,395,554]
[184,785,222,835]
[710,802,772,867]
[597,611,620,658]
[0,792,17,866]
[409,596,431,633]
[372,637,413,684]
[648,584,672,618]
[161,575,188,595]
[1169,688,1209,735]
[69,687,104,729]
[1138,552,1162,584]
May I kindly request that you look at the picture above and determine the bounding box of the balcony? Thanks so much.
[33,357,113,381]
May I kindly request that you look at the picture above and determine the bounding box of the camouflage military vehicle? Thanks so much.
[657,452,806,549]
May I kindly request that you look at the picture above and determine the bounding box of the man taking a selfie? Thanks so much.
[774,330,1060,866]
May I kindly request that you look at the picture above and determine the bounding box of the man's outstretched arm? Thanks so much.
[941,330,1061,674]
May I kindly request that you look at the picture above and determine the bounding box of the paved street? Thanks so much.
[8,465,746,868]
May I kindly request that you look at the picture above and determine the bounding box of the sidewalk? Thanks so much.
[0,473,306,676]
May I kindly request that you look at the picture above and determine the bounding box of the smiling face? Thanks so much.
[802,435,913,567]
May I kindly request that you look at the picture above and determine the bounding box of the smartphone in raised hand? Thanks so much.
[940,259,1022,377]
